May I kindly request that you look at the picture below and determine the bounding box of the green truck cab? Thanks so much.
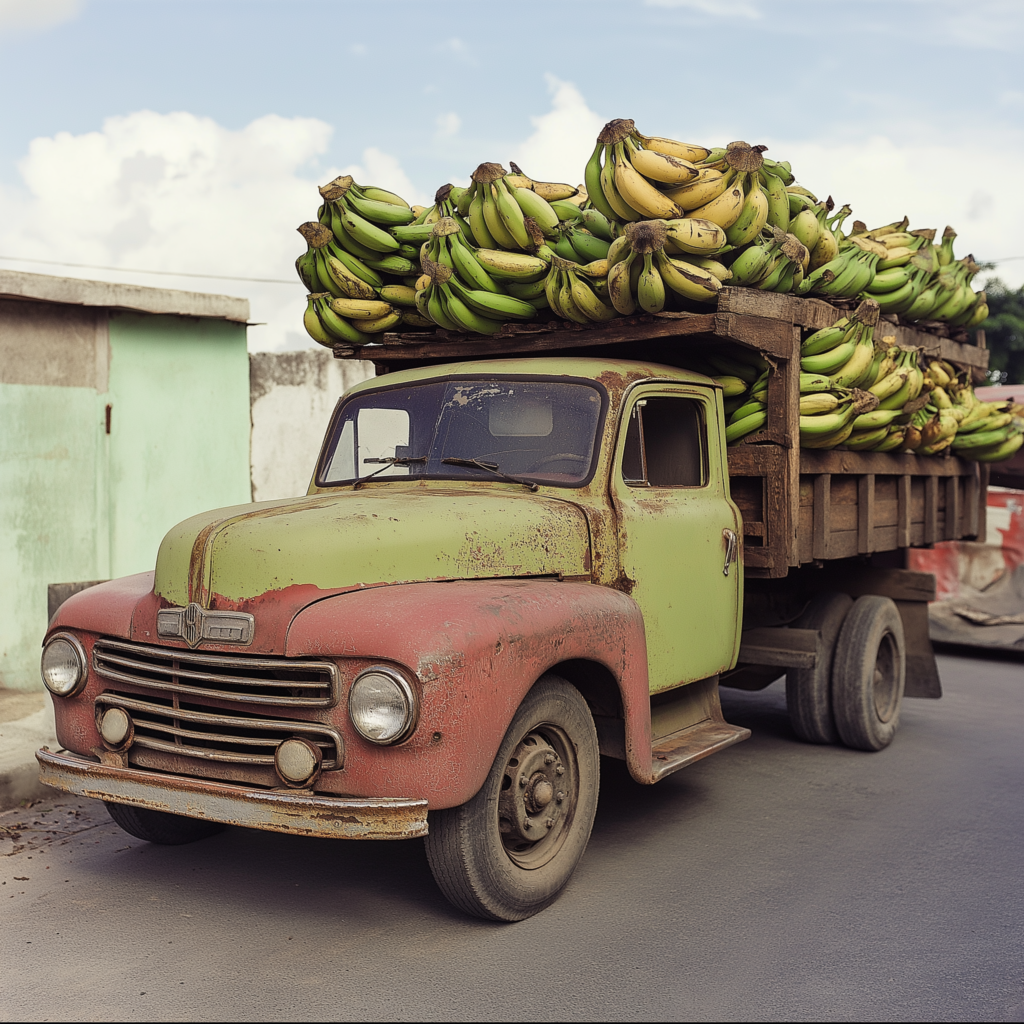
[37,352,941,920]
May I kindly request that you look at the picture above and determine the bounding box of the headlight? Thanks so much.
[40,634,87,696]
[348,667,417,745]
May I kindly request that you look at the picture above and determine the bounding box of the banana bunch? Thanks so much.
[316,176,420,277]
[450,163,578,252]
[950,391,1024,462]
[543,256,618,323]
[295,222,416,345]
[729,226,809,292]
[605,220,725,313]
[413,217,541,334]
[586,118,710,223]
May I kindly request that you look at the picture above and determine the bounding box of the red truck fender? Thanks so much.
[286,579,655,804]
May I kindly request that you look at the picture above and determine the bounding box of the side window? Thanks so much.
[621,397,707,488]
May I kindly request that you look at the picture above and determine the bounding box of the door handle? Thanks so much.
[722,528,738,576]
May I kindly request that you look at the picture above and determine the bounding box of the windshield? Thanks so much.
[317,378,606,488]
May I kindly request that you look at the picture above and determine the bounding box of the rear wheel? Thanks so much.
[786,591,853,745]
[105,802,224,845]
[425,675,599,921]
[832,595,906,751]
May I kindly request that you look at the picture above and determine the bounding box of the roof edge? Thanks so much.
[0,269,250,322]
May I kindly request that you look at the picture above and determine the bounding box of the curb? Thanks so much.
[0,708,58,812]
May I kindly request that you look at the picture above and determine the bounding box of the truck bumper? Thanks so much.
[35,748,429,840]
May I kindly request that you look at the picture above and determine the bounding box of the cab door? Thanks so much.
[610,385,742,693]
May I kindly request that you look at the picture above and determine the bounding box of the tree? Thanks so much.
[980,277,1024,384]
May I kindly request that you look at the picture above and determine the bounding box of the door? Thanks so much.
[610,386,742,692]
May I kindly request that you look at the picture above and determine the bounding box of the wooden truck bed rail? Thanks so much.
[334,287,990,579]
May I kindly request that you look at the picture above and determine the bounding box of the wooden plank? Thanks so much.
[925,476,939,544]
[717,288,843,331]
[713,312,800,359]
[945,476,960,541]
[823,566,937,602]
[787,443,801,567]
[827,531,859,559]
[799,449,978,477]
[897,474,912,548]
[812,474,831,560]
[858,474,876,554]
[336,312,719,361]
[966,467,979,538]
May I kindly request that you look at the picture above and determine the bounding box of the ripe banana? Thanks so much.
[627,145,699,185]
[687,175,746,229]
[613,143,685,219]
[664,218,728,254]
[473,249,549,281]
[654,251,722,303]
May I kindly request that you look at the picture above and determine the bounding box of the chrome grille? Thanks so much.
[93,638,339,708]
[96,692,344,769]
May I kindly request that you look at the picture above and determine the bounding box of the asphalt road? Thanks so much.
[2,652,1021,1022]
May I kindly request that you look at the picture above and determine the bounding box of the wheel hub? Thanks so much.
[498,728,575,867]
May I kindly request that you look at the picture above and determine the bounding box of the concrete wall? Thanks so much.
[1,300,251,690]
[250,350,372,501]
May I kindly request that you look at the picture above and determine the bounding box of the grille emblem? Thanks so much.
[156,603,254,647]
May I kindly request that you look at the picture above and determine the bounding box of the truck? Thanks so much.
[36,286,989,921]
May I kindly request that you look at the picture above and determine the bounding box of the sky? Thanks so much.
[0,0,1022,352]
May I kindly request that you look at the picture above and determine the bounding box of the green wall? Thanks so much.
[106,314,251,578]
[0,313,251,690]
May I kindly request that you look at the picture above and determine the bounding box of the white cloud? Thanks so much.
[645,0,761,17]
[766,132,1024,286]
[339,147,430,207]
[0,0,80,34]
[0,110,343,352]
[510,76,605,188]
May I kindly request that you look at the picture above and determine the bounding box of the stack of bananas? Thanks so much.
[296,175,427,346]
[412,217,541,334]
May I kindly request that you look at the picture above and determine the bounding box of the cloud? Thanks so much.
[644,0,761,17]
[510,76,604,186]
[766,132,1024,284]
[0,110,345,352]
[0,0,81,34]
[339,147,430,207]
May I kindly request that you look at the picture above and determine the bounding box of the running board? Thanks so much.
[650,719,751,782]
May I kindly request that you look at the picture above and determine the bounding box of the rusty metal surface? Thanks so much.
[93,692,345,768]
[35,748,427,840]
[92,638,340,707]
[286,580,656,796]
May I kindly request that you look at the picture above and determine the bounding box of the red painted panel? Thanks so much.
[287,580,653,804]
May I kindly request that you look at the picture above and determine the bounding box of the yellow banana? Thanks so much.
[635,136,711,164]
[869,369,910,401]
[608,254,638,314]
[687,176,746,229]
[627,146,699,185]
[663,168,731,211]
[664,218,728,254]
[800,393,841,415]
[613,144,684,219]
[654,251,722,302]
[569,272,618,322]
[355,310,403,333]
[329,297,394,319]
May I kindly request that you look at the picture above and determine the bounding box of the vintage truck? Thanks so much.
[37,288,989,921]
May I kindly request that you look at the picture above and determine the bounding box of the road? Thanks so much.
[2,652,1021,1022]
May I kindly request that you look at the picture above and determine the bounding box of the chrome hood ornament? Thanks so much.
[156,603,254,648]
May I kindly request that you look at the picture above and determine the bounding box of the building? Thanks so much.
[1,270,252,690]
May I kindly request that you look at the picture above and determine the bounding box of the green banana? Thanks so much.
[726,409,767,444]
[345,192,415,226]
[637,253,666,313]
[801,335,858,374]
[448,277,535,321]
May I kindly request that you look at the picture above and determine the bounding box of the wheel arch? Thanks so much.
[286,580,655,804]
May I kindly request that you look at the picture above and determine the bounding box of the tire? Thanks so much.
[832,595,906,751]
[786,591,853,745]
[424,675,600,922]
[104,801,225,845]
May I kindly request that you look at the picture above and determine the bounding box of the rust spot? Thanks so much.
[609,570,637,595]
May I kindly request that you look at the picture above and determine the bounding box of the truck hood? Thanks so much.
[154,484,591,609]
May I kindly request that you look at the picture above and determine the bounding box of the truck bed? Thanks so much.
[332,287,990,579]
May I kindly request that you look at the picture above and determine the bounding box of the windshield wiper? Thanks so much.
[353,456,427,489]
[441,456,538,492]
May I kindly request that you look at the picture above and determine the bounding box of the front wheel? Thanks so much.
[424,675,599,921]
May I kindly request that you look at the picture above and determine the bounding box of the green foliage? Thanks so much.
[980,277,1024,384]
